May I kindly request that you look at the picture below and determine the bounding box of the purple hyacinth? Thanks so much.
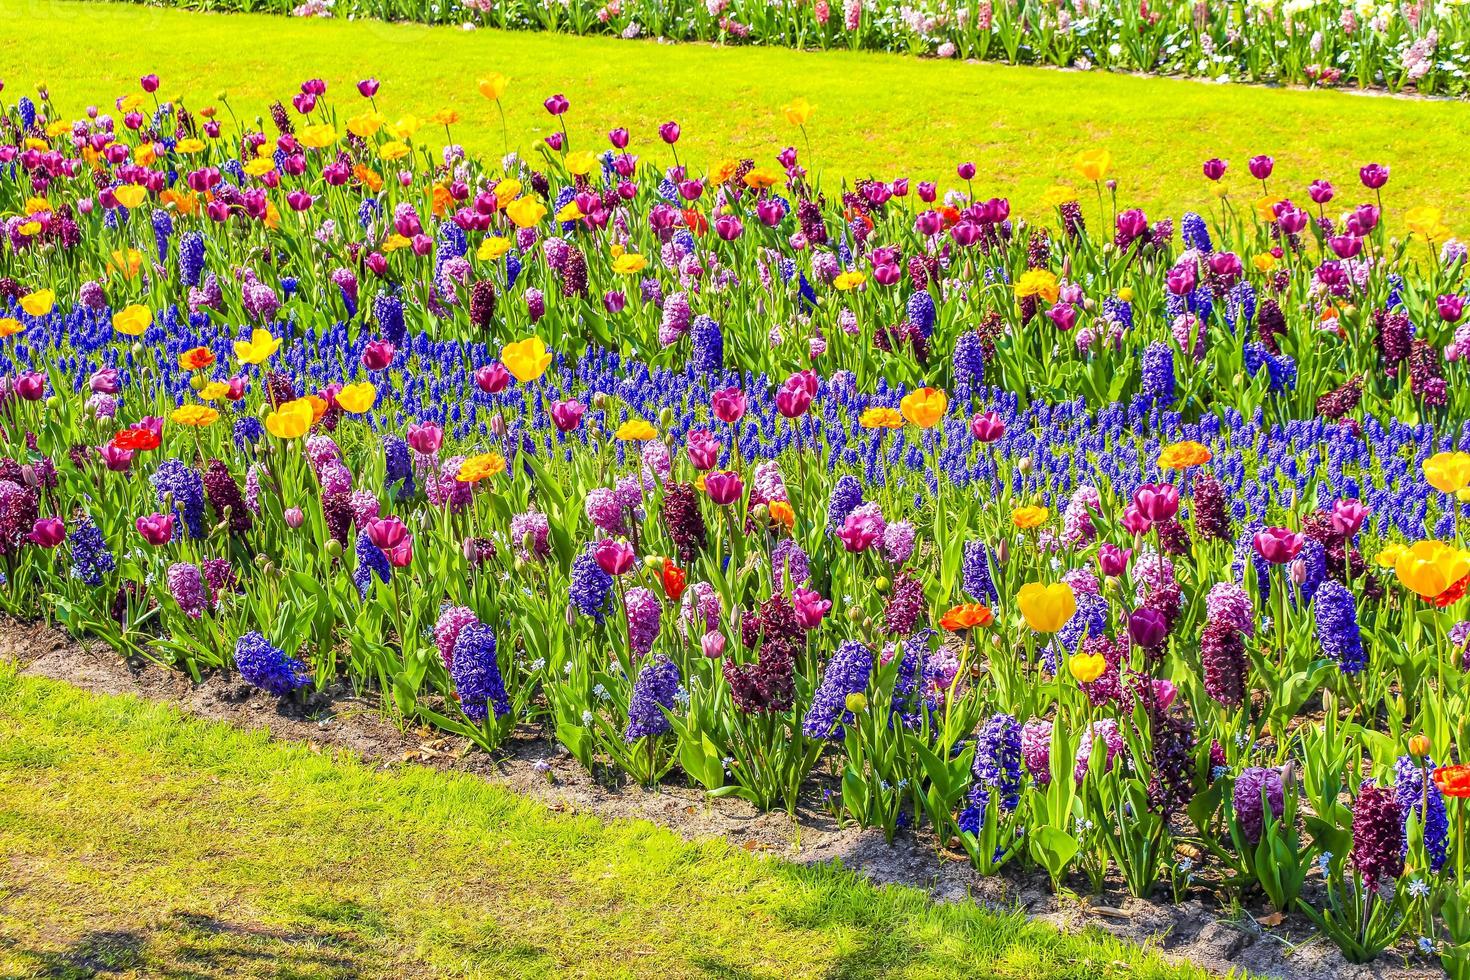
[569,546,614,622]
[624,656,679,742]
[353,531,391,598]
[167,562,212,619]
[1232,767,1285,845]
[151,458,207,539]
[67,518,115,586]
[1314,580,1365,673]
[624,586,662,655]
[1394,755,1448,873]
[451,622,510,723]
[962,540,999,604]
[802,640,874,740]
[1351,783,1405,888]
[826,474,864,532]
[234,631,311,696]
[959,713,1023,833]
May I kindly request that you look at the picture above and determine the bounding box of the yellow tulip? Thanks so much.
[234,328,282,366]
[199,381,232,401]
[555,201,585,223]
[506,197,547,229]
[494,180,522,208]
[612,253,648,275]
[107,249,143,279]
[112,304,153,337]
[1014,269,1060,303]
[0,318,23,339]
[858,407,903,429]
[1406,206,1445,238]
[1069,652,1107,684]
[243,157,276,177]
[616,420,658,442]
[1395,541,1470,598]
[477,237,511,261]
[170,405,219,427]
[19,290,54,317]
[298,124,338,150]
[899,387,948,429]
[1011,506,1050,530]
[1424,452,1470,494]
[565,151,597,177]
[783,97,814,126]
[346,111,386,138]
[1041,185,1078,207]
[335,382,377,414]
[1072,148,1111,182]
[377,141,411,162]
[1374,543,1407,569]
[1158,440,1212,470]
[1017,582,1077,634]
[456,451,508,483]
[264,398,314,440]
[175,137,206,154]
[501,337,553,383]
[478,73,508,101]
[112,184,147,209]
[833,271,867,291]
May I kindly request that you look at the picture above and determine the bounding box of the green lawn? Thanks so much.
[3,0,1470,219]
[0,664,1208,980]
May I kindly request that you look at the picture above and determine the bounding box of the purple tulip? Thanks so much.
[1438,294,1465,323]
[704,470,744,506]
[593,538,636,575]
[543,93,569,116]
[27,518,64,548]
[1359,163,1389,189]
[1202,158,1227,181]
[658,121,681,145]
[550,399,585,432]
[1097,543,1132,577]
[1128,608,1168,650]
[1330,499,1370,538]
[1248,154,1274,181]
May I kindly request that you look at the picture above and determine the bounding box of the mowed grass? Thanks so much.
[0,664,1210,980]
[2,0,1470,219]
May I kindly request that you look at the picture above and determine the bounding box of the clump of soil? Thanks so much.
[1,621,1435,980]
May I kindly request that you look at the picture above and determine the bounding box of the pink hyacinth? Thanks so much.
[434,605,478,669]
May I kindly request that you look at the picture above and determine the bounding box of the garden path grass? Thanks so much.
[2,0,1470,218]
[0,663,1212,979]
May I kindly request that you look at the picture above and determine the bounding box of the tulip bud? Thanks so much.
[1409,734,1431,758]
[284,507,305,529]
[873,576,890,593]
[845,692,868,714]
[700,631,725,659]
[995,540,1010,564]
[324,538,343,558]
[1017,456,1032,474]
[659,407,674,427]
[189,374,206,391]
[846,606,863,624]
[645,555,665,570]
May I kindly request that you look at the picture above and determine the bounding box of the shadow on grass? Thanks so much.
[4,911,375,979]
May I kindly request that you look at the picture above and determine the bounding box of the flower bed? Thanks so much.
[4,75,1470,970]
[100,0,1470,96]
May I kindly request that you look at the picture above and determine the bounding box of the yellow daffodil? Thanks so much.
[19,290,54,317]
[501,337,553,383]
[264,398,314,440]
[335,382,377,414]
[112,304,152,337]
[234,328,281,366]
[1017,581,1077,633]
[899,387,948,428]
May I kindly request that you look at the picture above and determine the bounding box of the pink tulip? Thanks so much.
[970,411,1006,443]
[475,362,512,394]
[704,470,744,506]
[284,507,305,529]
[90,368,120,394]
[1097,543,1132,577]
[687,430,720,471]
[1329,499,1369,538]
[792,589,831,630]
[593,539,636,576]
[406,423,444,455]
[837,510,883,553]
[711,387,747,424]
[135,513,175,545]
[700,631,726,659]
[1121,505,1152,536]
[26,517,64,548]
[1253,526,1305,564]
[550,400,585,432]
[362,339,396,370]
[1132,483,1179,523]
[98,443,134,472]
